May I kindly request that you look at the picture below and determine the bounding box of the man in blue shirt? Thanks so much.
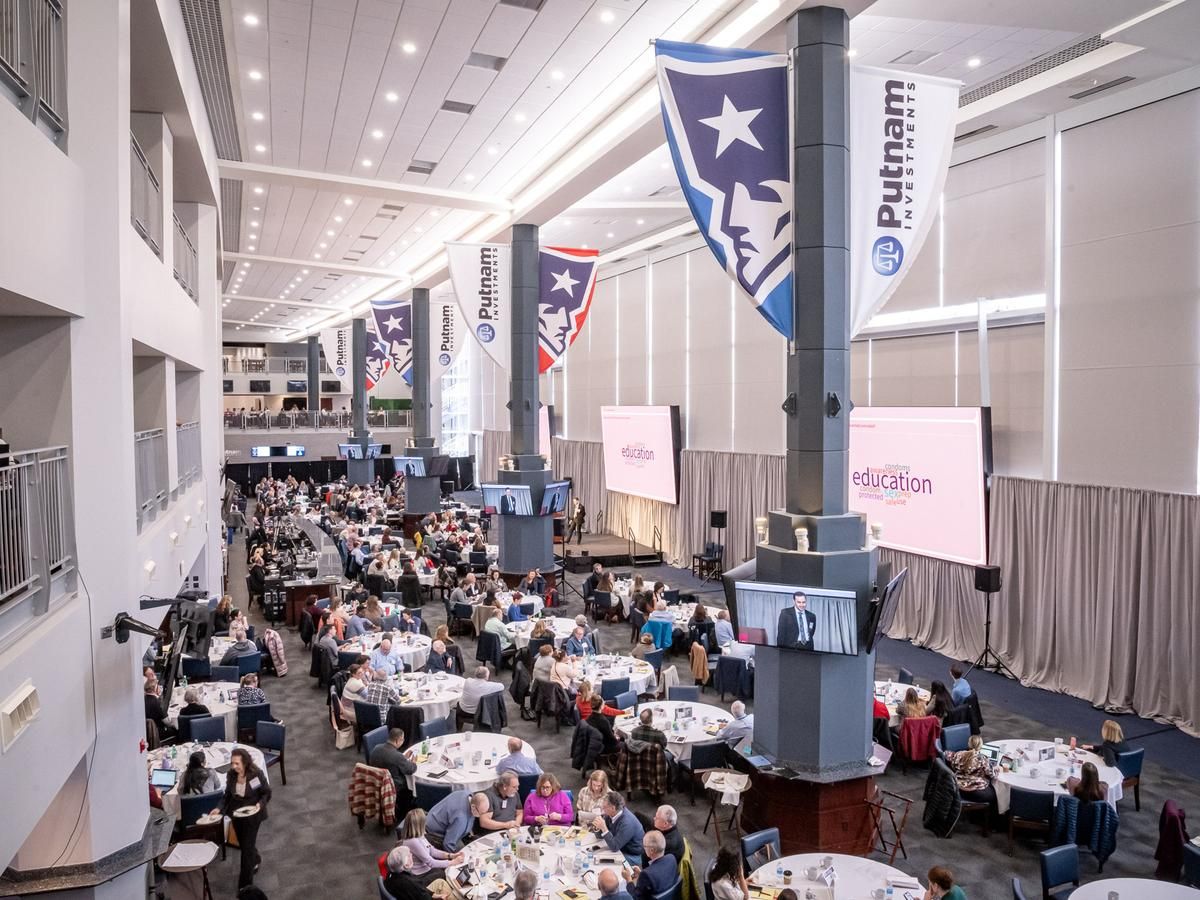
[714,610,736,646]
[627,830,678,900]
[425,790,490,851]
[565,625,593,657]
[950,662,972,704]
[494,737,542,776]
[590,791,645,865]
[346,604,378,638]
[369,637,402,676]
[715,700,754,747]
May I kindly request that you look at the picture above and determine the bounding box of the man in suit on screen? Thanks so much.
[500,488,517,516]
[776,591,817,651]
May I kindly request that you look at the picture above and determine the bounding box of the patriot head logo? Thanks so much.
[476,322,495,343]
[370,297,412,378]
[656,40,792,338]
[872,236,904,276]
[537,247,597,373]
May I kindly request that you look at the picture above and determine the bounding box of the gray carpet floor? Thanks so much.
[205,538,1200,900]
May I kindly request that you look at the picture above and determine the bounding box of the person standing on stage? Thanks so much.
[566,497,586,544]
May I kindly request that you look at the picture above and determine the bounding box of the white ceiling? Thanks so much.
[218,0,1200,340]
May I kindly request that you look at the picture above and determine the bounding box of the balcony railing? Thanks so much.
[222,410,412,430]
[0,0,67,145]
[0,446,75,615]
[221,358,331,375]
[134,428,167,529]
[177,421,201,488]
[172,214,199,301]
[130,132,162,257]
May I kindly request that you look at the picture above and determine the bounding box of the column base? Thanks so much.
[741,770,876,856]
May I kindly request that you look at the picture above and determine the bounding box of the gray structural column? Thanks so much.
[306,335,320,413]
[405,287,441,513]
[751,6,877,775]
[347,316,374,484]
[497,223,553,574]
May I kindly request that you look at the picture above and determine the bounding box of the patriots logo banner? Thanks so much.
[364,319,393,392]
[537,246,598,373]
[655,39,793,337]
[447,242,511,372]
[369,297,413,386]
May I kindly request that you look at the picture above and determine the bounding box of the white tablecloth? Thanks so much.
[349,631,431,671]
[1072,879,1200,899]
[388,671,465,721]
[448,826,625,900]
[405,733,538,794]
[511,617,578,650]
[989,739,1123,814]
[579,655,656,697]
[873,680,932,729]
[613,581,670,616]
[148,742,267,819]
[206,636,243,667]
[166,682,240,742]
[672,603,723,631]
[613,699,730,763]
[751,853,923,898]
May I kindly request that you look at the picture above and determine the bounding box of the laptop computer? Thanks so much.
[151,768,178,790]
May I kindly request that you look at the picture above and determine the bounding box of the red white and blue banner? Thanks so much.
[364,321,393,392]
[537,246,598,373]
[369,297,413,386]
[318,323,391,391]
[654,41,958,339]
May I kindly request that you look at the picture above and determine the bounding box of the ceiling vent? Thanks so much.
[408,160,438,175]
[465,52,506,72]
[1069,75,1135,100]
[441,100,476,115]
[178,0,242,160]
[499,0,545,10]
[649,185,682,199]
[955,123,998,142]
[890,49,938,66]
[960,35,1110,107]
[219,178,242,257]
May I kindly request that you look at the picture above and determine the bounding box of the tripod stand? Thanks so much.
[967,589,1016,679]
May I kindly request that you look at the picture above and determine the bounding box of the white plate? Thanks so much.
[196,812,223,825]
[232,803,260,818]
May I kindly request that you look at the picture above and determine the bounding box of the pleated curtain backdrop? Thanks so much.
[480,429,511,485]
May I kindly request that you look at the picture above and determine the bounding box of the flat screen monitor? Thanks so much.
[285,445,305,458]
[848,406,991,566]
[339,443,363,460]
[365,443,384,459]
[862,567,908,653]
[481,483,534,516]
[599,405,681,504]
[427,455,451,477]
[395,455,426,476]
[285,379,307,393]
[249,379,271,392]
[539,480,570,516]
[249,446,272,458]
[222,379,233,393]
[733,581,859,655]
[321,380,341,393]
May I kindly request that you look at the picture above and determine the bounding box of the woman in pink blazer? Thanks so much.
[523,772,575,826]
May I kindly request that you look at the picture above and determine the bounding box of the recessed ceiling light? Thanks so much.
[636,218,645,225]
[487,146,498,155]
[581,242,590,248]
[248,69,263,81]
[414,226,424,233]
[343,198,354,206]
[251,111,265,121]
[313,253,321,259]
[968,57,982,68]
[361,159,373,168]
[514,112,527,123]
[606,232,614,239]
[551,69,564,80]
[430,210,440,218]
[250,220,260,227]
[253,186,264,195]
[254,144,267,153]
[302,269,310,274]
[326,229,335,236]
[622,185,632,193]
[385,91,399,103]
[251,206,260,212]
[599,9,615,23]
[401,41,417,54]
[847,49,858,59]
[243,13,259,26]
[249,234,258,241]
[333,215,343,223]
[371,128,384,140]
[319,242,328,249]
[402,240,410,246]
[248,244,256,251]
[463,173,475,181]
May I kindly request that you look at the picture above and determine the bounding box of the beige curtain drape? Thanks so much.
[479,429,511,485]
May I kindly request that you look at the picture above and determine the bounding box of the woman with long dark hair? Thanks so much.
[709,847,750,900]
[928,680,955,721]
[210,747,271,889]
[179,750,221,795]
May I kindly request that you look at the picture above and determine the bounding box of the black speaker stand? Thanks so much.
[967,589,1016,679]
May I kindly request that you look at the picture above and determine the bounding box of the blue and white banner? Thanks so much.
[369,297,413,386]
[655,40,793,337]
[655,42,958,339]
[537,246,598,373]
[447,242,511,372]
[319,325,352,380]
[365,320,393,392]
[429,294,466,380]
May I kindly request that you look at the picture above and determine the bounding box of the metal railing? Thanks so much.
[0,446,75,615]
[0,0,67,144]
[177,421,201,488]
[221,358,330,375]
[130,133,162,257]
[134,428,167,528]
[172,214,198,301]
[222,409,412,430]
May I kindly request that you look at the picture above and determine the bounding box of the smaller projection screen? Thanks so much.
[599,405,681,504]
[394,456,426,477]
[734,581,859,655]
[481,484,534,516]
[539,480,569,516]
[848,407,991,566]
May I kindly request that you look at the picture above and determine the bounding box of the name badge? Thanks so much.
[249,778,262,790]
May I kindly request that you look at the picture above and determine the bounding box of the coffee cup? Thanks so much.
[819,857,832,868]
[804,867,819,880]
[782,871,792,885]
[871,890,887,900]
[1056,767,1066,778]
[1030,767,1040,778]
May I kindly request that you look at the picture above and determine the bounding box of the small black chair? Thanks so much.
[237,702,273,743]
[1007,786,1054,855]
[256,719,287,784]
[476,631,513,673]
[1114,747,1144,811]
[362,725,389,764]
[210,665,239,684]
[415,780,453,813]
[179,790,227,858]
[600,677,630,701]
[1038,845,1079,900]
[667,685,700,702]
[517,773,540,802]
[419,715,453,741]
[677,740,728,804]
[188,715,225,744]
[353,701,385,750]
[897,668,915,685]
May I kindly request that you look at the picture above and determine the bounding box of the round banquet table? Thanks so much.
[989,739,1123,814]
[751,853,923,898]
[470,594,546,633]
[205,635,246,667]
[613,699,730,763]
[405,732,538,794]
[612,581,670,617]
[388,670,465,721]
[511,617,579,650]
[166,681,240,742]
[447,826,627,900]
[1071,879,1200,899]
[147,742,267,819]
[672,603,723,630]
[873,680,932,729]
[347,631,431,671]
[578,655,656,697]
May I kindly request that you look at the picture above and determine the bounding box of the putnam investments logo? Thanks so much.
[620,443,655,469]
[852,463,933,507]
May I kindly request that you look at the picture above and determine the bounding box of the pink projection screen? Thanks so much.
[600,406,681,504]
[848,407,990,566]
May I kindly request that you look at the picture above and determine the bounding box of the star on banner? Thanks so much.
[383,315,403,333]
[550,269,579,297]
[699,95,763,158]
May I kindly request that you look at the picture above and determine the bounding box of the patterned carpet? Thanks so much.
[204,543,1200,900]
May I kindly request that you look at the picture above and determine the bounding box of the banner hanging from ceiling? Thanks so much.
[429,297,466,380]
[369,297,413,386]
[447,242,511,372]
[319,325,352,380]
[654,40,959,339]
[537,246,598,373]
[364,320,392,392]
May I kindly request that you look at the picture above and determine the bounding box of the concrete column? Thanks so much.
[306,335,320,413]
[411,287,432,445]
[347,317,374,484]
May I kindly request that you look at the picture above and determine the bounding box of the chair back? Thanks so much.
[414,780,453,811]
[614,691,637,711]
[1039,845,1079,893]
[1010,877,1027,900]
[379,875,398,900]
[898,715,941,762]
[668,685,700,702]
[211,665,239,683]
[1183,844,1200,886]
[689,740,728,772]
[643,648,665,673]
[180,656,211,680]
[600,677,630,701]
[354,701,385,733]
[382,614,401,631]
[256,719,285,752]
[337,650,360,670]
[1115,747,1144,779]
[383,591,404,610]
[453,602,474,621]
[517,773,540,802]
[420,717,452,741]
[316,598,330,610]
[176,714,208,743]
[1009,786,1055,822]
[652,876,682,900]
[941,723,971,752]
[593,591,614,612]
[519,602,536,616]
[897,667,914,684]
[237,653,262,677]
[189,715,226,744]
[664,589,680,605]
[476,631,503,668]
[180,789,225,827]
[527,637,554,662]
[237,702,272,733]
[739,827,781,872]
[363,725,389,762]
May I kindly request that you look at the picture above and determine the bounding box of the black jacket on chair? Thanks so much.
[921,757,961,838]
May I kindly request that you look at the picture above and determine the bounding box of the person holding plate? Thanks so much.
[211,747,271,890]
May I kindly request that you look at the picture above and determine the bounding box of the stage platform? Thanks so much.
[557,533,662,572]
